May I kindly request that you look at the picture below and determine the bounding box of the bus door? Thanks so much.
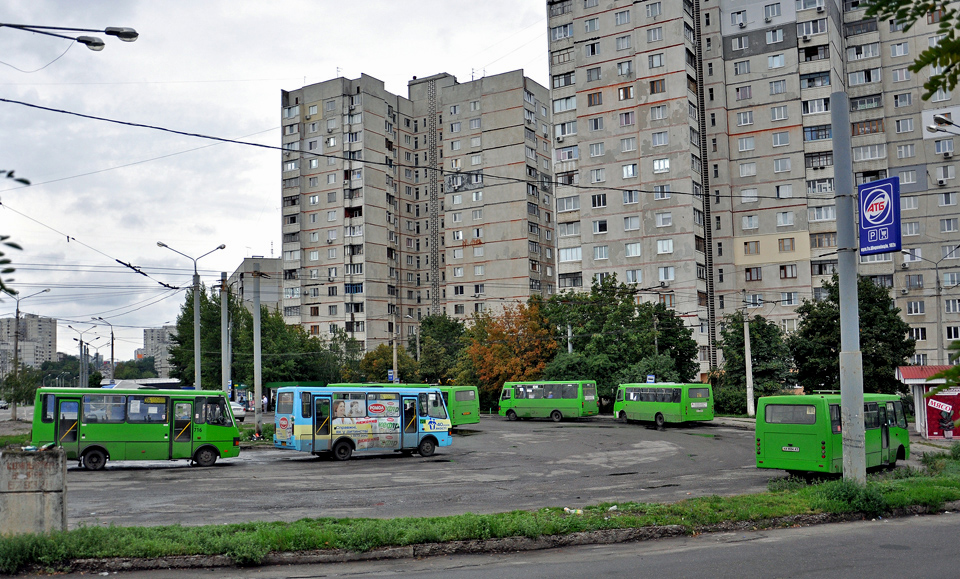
[171,401,194,459]
[402,396,419,449]
[56,398,80,458]
[313,396,331,453]
[878,404,890,463]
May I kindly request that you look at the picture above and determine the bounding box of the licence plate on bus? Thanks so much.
[690,402,708,409]
[781,446,800,452]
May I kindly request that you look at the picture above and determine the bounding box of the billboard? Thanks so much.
[858,177,901,256]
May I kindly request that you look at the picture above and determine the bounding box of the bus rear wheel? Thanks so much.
[194,447,219,467]
[418,438,436,457]
[551,410,563,422]
[506,410,518,421]
[332,440,353,461]
[83,449,106,471]
[654,413,665,429]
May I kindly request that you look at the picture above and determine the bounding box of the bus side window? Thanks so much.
[42,394,56,423]
[672,389,681,404]
[894,401,907,429]
[863,403,879,429]
[418,393,428,417]
[830,404,842,433]
[885,402,896,426]
[501,389,511,400]
[301,392,312,418]
[616,389,624,402]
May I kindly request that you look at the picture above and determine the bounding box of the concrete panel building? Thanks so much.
[547,0,960,376]
[143,326,176,378]
[0,313,57,374]
[228,257,282,315]
[280,71,553,350]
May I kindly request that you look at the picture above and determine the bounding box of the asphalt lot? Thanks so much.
[64,414,780,529]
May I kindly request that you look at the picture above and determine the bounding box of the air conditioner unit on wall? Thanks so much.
[556,136,564,143]
[939,179,947,186]
[660,281,670,288]
[946,151,954,159]
[739,21,746,28]
[764,16,772,22]
[817,5,824,12]
[802,35,811,42]
[901,288,909,295]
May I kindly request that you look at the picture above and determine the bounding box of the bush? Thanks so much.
[815,479,887,517]
[767,476,811,493]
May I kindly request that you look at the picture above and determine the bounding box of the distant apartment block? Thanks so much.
[280,71,554,350]
[0,313,58,374]
[143,326,176,378]
[228,257,283,315]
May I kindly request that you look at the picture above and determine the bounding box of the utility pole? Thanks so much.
[832,91,866,484]
[253,263,263,436]
[220,272,229,394]
[11,289,50,420]
[742,296,755,417]
[567,324,573,354]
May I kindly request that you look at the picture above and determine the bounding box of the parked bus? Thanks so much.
[32,387,241,471]
[755,393,910,473]
[498,381,599,422]
[437,385,480,426]
[327,383,480,427]
[273,385,452,460]
[613,383,714,427]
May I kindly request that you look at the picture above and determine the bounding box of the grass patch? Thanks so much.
[0,433,30,447]
[4,444,960,574]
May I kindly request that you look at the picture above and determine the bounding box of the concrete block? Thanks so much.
[0,447,67,535]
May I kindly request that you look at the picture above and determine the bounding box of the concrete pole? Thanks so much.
[109,327,114,381]
[253,264,263,436]
[832,91,866,484]
[392,330,398,383]
[935,262,944,364]
[193,271,202,391]
[744,310,755,417]
[220,272,229,394]
[567,324,573,354]
[11,302,19,421]
[415,326,421,361]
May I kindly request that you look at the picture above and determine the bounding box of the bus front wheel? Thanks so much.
[83,448,106,471]
[550,410,563,423]
[618,411,627,423]
[418,438,436,457]
[332,440,353,461]
[506,410,518,421]
[194,447,219,467]
[654,413,665,429]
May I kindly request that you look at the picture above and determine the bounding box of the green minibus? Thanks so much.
[498,381,598,422]
[755,393,910,473]
[613,383,714,427]
[32,387,242,470]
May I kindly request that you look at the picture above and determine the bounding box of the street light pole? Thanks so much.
[157,242,226,391]
[67,325,96,391]
[93,317,115,381]
[10,288,50,421]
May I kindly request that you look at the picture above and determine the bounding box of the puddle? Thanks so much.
[454,429,482,436]
[608,471,639,477]
[686,433,719,439]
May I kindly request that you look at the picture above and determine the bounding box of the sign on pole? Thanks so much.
[388,370,394,382]
[646,374,655,384]
[858,177,901,256]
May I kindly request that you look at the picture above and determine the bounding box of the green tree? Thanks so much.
[615,354,682,385]
[0,170,29,296]
[359,343,419,383]
[864,0,959,100]
[543,276,698,400]
[788,275,915,395]
[1,364,41,406]
[411,314,465,383]
[113,357,158,380]
[716,312,793,415]
[88,371,103,388]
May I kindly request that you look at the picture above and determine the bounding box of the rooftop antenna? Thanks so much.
[336,66,341,78]
[471,68,475,81]
[270,240,274,258]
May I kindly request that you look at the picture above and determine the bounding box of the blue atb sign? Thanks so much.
[858,177,901,256]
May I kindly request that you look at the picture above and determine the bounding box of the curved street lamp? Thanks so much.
[157,242,226,390]
[0,23,138,51]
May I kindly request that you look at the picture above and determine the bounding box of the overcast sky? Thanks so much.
[0,1,549,364]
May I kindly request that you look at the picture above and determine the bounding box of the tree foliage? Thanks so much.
[864,0,960,100]
[0,170,29,297]
[113,357,158,380]
[464,301,558,399]
[412,314,465,384]
[716,312,793,415]
[1,365,41,405]
[359,343,419,383]
[542,276,699,400]
[787,275,915,395]
[169,287,361,390]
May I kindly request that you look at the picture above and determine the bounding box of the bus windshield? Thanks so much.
[764,404,816,424]
[582,384,596,400]
[420,392,447,419]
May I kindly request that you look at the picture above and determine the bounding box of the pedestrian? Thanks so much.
[262,395,268,413]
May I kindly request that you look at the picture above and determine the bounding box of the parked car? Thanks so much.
[230,402,246,422]
[0,400,8,410]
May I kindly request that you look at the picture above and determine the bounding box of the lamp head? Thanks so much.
[157,241,167,248]
[104,27,138,42]
[927,124,942,133]
[77,36,105,51]
[218,244,226,250]
[934,113,951,125]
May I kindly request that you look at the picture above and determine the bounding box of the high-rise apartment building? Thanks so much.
[280,71,554,351]
[143,326,176,378]
[547,0,960,375]
[228,257,282,315]
[0,313,57,374]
